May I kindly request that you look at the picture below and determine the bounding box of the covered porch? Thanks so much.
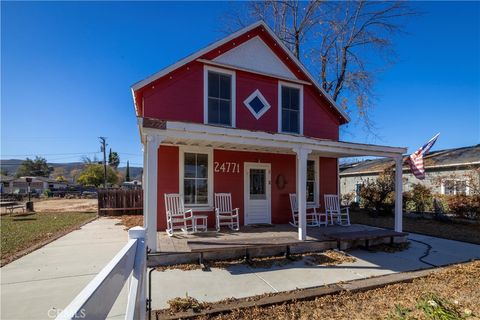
[148,223,408,267]
[141,119,407,252]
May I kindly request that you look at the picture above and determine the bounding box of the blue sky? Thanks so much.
[1,1,479,167]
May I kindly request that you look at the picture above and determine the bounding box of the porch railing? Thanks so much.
[56,227,146,320]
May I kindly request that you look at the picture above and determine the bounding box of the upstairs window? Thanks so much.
[204,66,235,127]
[279,82,303,134]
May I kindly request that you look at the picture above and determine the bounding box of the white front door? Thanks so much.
[244,163,271,225]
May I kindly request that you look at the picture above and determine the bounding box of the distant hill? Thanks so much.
[0,159,142,181]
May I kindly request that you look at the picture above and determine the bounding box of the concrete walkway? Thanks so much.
[1,218,128,320]
[151,233,480,309]
[1,220,479,318]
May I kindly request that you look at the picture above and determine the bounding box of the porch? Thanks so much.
[148,224,408,266]
[141,119,408,252]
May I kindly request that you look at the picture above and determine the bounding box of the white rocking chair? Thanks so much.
[214,193,240,232]
[164,193,195,236]
[324,194,350,226]
[289,193,326,227]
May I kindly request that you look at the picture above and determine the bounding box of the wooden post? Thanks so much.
[294,147,312,241]
[394,156,403,232]
[144,135,162,253]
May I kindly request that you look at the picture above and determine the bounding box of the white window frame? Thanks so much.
[441,179,469,195]
[179,146,214,210]
[306,156,319,206]
[243,89,271,120]
[204,65,236,127]
[278,80,303,135]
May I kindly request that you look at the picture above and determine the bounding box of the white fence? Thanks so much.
[56,227,147,320]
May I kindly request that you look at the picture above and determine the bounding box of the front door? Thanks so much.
[244,163,271,225]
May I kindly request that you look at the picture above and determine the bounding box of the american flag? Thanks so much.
[406,133,440,180]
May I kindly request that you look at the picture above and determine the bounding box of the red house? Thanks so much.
[132,21,406,251]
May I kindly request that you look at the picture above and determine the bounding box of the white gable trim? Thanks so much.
[131,20,350,123]
[213,36,297,80]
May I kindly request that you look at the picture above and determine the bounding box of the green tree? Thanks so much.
[125,160,131,182]
[108,148,120,169]
[77,164,118,187]
[0,168,8,176]
[16,156,53,178]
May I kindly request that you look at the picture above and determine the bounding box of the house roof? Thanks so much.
[340,144,480,176]
[131,20,350,124]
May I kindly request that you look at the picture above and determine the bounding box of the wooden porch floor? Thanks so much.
[156,224,392,253]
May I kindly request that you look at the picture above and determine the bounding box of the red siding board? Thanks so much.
[156,145,179,230]
[155,148,339,231]
[319,157,338,209]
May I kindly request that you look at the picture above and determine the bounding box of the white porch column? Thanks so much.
[394,156,403,232]
[143,135,162,252]
[294,147,312,240]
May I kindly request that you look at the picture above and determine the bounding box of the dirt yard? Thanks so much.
[175,261,480,320]
[33,198,97,213]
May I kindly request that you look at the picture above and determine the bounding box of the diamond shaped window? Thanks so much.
[243,89,271,120]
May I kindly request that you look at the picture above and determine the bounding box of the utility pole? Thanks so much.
[99,137,108,189]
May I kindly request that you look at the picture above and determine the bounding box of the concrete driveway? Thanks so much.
[151,233,480,309]
[1,218,128,320]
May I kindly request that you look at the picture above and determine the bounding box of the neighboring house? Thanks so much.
[132,21,407,250]
[0,176,68,194]
[340,144,480,200]
[122,180,142,190]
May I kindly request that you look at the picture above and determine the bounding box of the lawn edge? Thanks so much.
[0,214,98,267]
[155,259,478,320]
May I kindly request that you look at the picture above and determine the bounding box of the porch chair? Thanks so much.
[164,193,195,236]
[324,194,350,226]
[289,193,326,227]
[214,193,240,232]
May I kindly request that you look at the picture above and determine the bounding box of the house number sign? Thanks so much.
[214,162,240,173]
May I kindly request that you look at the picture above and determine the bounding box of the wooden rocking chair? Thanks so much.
[324,194,350,226]
[289,193,326,227]
[214,193,240,232]
[164,193,195,236]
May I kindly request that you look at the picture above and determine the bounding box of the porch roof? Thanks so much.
[140,119,407,158]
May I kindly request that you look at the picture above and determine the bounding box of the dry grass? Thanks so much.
[0,211,96,265]
[351,210,480,244]
[188,260,480,320]
[156,250,356,272]
[111,215,143,230]
[33,199,97,213]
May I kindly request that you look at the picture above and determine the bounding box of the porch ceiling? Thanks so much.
[141,119,407,158]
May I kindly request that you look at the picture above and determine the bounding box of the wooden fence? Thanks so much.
[98,189,143,216]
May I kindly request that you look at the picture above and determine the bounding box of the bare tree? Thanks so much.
[223,1,417,133]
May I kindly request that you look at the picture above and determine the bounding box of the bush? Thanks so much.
[410,183,433,213]
[43,189,53,198]
[359,168,395,215]
[447,194,480,220]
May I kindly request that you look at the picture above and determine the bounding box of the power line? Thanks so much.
[1,152,101,157]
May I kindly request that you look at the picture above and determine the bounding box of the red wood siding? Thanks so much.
[213,150,296,226]
[155,147,339,231]
[156,145,179,230]
[319,157,338,209]
[143,62,204,122]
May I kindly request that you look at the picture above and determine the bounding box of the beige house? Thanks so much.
[340,145,480,202]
